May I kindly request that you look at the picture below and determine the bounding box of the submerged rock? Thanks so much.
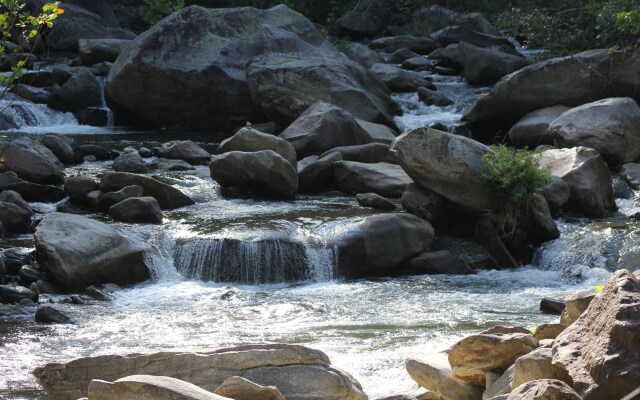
[35,306,71,324]
[34,213,150,291]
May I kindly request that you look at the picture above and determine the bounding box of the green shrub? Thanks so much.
[139,0,185,26]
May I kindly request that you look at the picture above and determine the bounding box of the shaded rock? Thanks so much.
[280,102,374,158]
[0,171,25,190]
[406,353,484,400]
[35,280,59,295]
[391,127,493,211]
[6,182,66,203]
[550,97,640,166]
[0,138,64,184]
[11,84,50,103]
[449,333,539,385]
[402,56,434,71]
[80,144,111,161]
[218,127,296,169]
[508,106,570,147]
[209,151,298,199]
[334,161,413,197]
[0,190,33,215]
[34,213,150,291]
[356,193,396,210]
[369,36,441,54]
[533,324,565,341]
[512,348,571,390]
[74,107,110,127]
[552,270,640,400]
[214,376,285,400]
[429,44,465,69]
[356,120,398,144]
[370,63,434,92]
[331,213,434,277]
[458,42,529,85]
[298,153,342,193]
[0,201,32,233]
[88,375,227,400]
[540,298,565,316]
[17,70,55,88]
[151,158,195,172]
[337,0,389,38]
[78,38,130,66]
[0,284,37,303]
[418,87,453,107]
[47,67,102,112]
[19,265,44,284]
[138,147,152,158]
[98,185,144,212]
[538,147,616,218]
[108,197,163,224]
[484,366,514,400]
[1,248,30,275]
[35,306,71,324]
[321,143,395,164]
[385,48,421,64]
[432,236,498,270]
[401,184,444,223]
[506,379,581,400]
[100,172,194,210]
[33,344,367,400]
[413,6,502,36]
[41,134,84,165]
[157,140,211,166]
[621,163,640,189]
[248,52,398,128]
[536,176,570,214]
[408,250,472,275]
[64,176,99,204]
[112,152,149,173]
[345,42,384,68]
[431,26,513,49]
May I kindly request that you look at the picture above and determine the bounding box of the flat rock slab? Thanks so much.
[88,375,228,400]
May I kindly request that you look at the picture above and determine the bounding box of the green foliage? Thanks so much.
[320,28,349,53]
[480,145,551,208]
[139,0,185,26]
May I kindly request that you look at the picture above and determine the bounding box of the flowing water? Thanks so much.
[0,59,637,399]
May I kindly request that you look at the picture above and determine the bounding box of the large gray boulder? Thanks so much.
[34,213,150,291]
[218,127,297,169]
[333,161,413,197]
[330,213,434,277]
[463,49,640,129]
[247,52,398,127]
[538,147,616,217]
[77,38,131,66]
[157,140,211,165]
[508,106,570,147]
[33,344,367,400]
[47,67,103,112]
[280,102,374,158]
[344,42,384,68]
[107,5,396,131]
[108,197,163,224]
[41,134,84,165]
[458,42,529,85]
[391,127,493,211]
[0,201,32,233]
[549,97,640,165]
[0,138,64,184]
[356,120,398,144]
[209,150,298,199]
[99,172,194,210]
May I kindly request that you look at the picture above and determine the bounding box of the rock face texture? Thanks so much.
[33,344,367,400]
[157,140,212,165]
[0,138,64,184]
[406,353,483,400]
[552,269,640,400]
[214,376,285,400]
[506,379,582,400]
[34,213,150,291]
[391,127,493,211]
[87,375,228,400]
[107,5,396,131]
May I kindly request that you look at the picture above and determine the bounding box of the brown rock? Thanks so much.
[512,348,571,390]
[506,379,581,400]
[406,353,484,400]
[552,269,640,400]
[88,375,228,400]
[214,376,285,400]
[559,290,595,327]
[533,324,565,341]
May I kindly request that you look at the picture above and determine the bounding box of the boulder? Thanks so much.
[247,52,398,128]
[280,102,374,158]
[356,193,396,210]
[35,306,71,324]
[298,153,342,193]
[370,63,434,92]
[47,67,102,112]
[44,3,135,51]
[337,0,389,37]
[506,380,581,400]
[418,87,454,107]
[512,348,571,390]
[463,49,640,130]
[112,152,149,173]
[448,333,539,384]
[408,250,471,275]
[344,42,385,68]
[41,134,84,165]
[356,120,398,144]
[401,184,444,223]
[214,376,285,400]
[330,213,434,277]
[108,197,163,224]
[0,201,32,233]
[6,182,66,203]
[536,176,570,213]
[98,185,144,212]
[550,98,640,165]
[457,42,529,85]
[538,147,616,217]
[11,84,50,103]
[157,140,211,166]
[107,5,395,131]
[100,172,194,210]
[429,44,465,69]
[532,324,565,341]
[0,284,37,303]
[78,38,131,66]
[552,270,640,400]
[508,106,570,147]
[209,151,298,199]
[402,56,434,71]
[0,190,33,215]
[33,344,367,400]
[540,298,565,316]
[484,366,514,400]
[151,159,196,172]
[559,291,596,327]
[19,265,44,284]
[64,176,99,204]
[0,138,64,184]
[34,213,150,291]
[385,49,421,64]
[431,26,513,49]
[80,144,111,161]
[406,353,484,400]
[321,143,395,164]
[621,163,640,188]
[88,375,228,400]
[368,36,441,54]
[391,127,493,211]
[333,161,413,197]
[218,127,296,169]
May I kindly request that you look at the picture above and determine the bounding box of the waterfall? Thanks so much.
[0,97,77,130]
[173,238,337,284]
[96,76,114,127]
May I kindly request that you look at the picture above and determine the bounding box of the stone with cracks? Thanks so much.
[214,376,285,400]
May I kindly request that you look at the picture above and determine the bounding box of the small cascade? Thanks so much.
[0,98,77,130]
[96,77,114,127]
[173,238,337,284]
